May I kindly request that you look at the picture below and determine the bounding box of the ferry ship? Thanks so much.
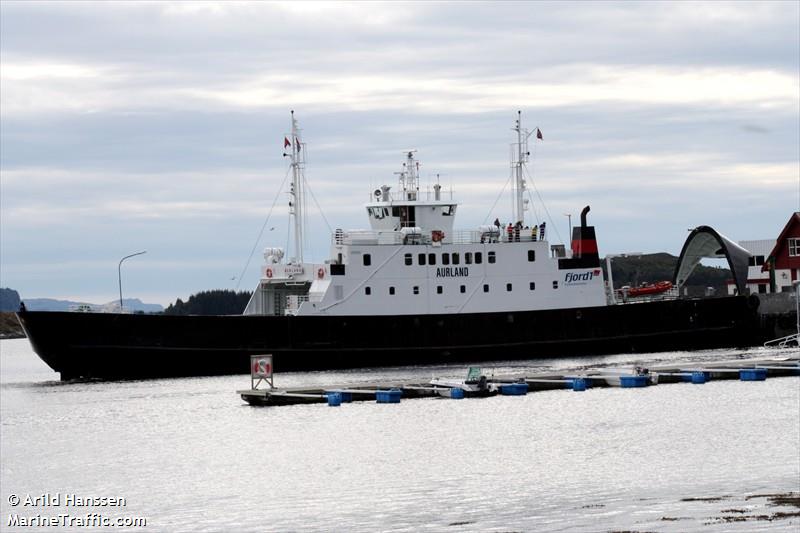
[17,113,762,380]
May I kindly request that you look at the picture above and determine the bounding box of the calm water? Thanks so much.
[1,338,798,532]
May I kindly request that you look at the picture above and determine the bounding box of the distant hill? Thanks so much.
[0,288,21,312]
[24,298,163,313]
[164,290,252,315]
[602,252,732,293]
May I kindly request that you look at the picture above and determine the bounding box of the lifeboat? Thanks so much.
[627,280,673,297]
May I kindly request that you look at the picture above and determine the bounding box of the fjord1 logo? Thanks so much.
[564,269,602,285]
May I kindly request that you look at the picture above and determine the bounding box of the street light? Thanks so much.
[118,251,146,313]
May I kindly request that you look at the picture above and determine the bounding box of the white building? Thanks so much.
[727,239,774,295]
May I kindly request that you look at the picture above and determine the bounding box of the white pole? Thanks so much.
[607,255,616,305]
[290,111,303,264]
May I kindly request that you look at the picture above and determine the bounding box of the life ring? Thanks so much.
[265,268,273,278]
[317,268,325,279]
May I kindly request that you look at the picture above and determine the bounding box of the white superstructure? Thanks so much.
[244,115,607,317]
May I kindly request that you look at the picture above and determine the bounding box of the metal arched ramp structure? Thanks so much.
[673,225,752,295]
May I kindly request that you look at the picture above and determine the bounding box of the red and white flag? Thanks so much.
[536,128,543,140]
[284,137,291,148]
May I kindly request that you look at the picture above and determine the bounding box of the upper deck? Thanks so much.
[333,226,552,248]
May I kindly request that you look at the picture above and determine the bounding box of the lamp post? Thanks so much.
[118,251,146,313]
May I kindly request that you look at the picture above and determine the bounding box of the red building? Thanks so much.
[763,211,800,291]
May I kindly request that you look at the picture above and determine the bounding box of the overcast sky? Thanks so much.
[1,1,798,305]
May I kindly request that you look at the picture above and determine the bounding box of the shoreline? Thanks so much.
[0,312,25,339]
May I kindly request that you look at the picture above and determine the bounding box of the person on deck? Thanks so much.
[539,221,546,240]
[506,223,513,242]
[531,225,538,241]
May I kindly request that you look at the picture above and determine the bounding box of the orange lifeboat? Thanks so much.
[627,281,673,297]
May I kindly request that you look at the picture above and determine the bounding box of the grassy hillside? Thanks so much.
[602,253,732,292]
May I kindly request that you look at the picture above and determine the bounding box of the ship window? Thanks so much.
[437,285,443,294]
[442,205,456,216]
[389,286,395,295]
[528,250,536,262]
[475,252,483,264]
[506,283,512,292]
[460,285,466,293]
[428,253,436,265]
[413,286,420,295]
[529,282,536,290]
[363,254,371,266]
[365,287,371,295]
[442,253,450,265]
[404,253,412,266]
[452,253,460,265]
[553,281,558,289]
[392,207,401,217]
[488,251,496,264]
[483,284,489,293]
[418,253,426,266]
[465,252,472,265]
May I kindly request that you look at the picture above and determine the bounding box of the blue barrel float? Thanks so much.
[619,375,650,388]
[681,371,709,384]
[449,388,465,399]
[327,392,342,407]
[739,368,767,381]
[570,378,587,391]
[499,383,529,396]
[325,390,353,403]
[376,389,402,403]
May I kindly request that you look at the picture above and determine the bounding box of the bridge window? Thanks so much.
[428,253,436,265]
[413,286,420,295]
[452,253,460,265]
[365,287,371,295]
[465,252,472,264]
[529,282,536,290]
[437,286,443,294]
[483,284,489,293]
[460,285,466,293]
[506,283,512,292]
[389,287,395,295]
[442,253,450,265]
[442,205,456,216]
[475,252,483,264]
[363,254,371,266]
[488,251,496,264]
[404,253,412,266]
[552,281,558,289]
[528,250,536,262]
[418,253,426,266]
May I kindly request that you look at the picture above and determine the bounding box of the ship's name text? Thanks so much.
[436,267,469,278]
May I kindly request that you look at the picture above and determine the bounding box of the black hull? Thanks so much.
[17,296,763,380]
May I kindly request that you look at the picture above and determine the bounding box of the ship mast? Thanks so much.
[511,111,532,226]
[287,110,305,264]
[396,150,419,201]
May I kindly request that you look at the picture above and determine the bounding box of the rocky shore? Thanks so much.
[0,312,25,339]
